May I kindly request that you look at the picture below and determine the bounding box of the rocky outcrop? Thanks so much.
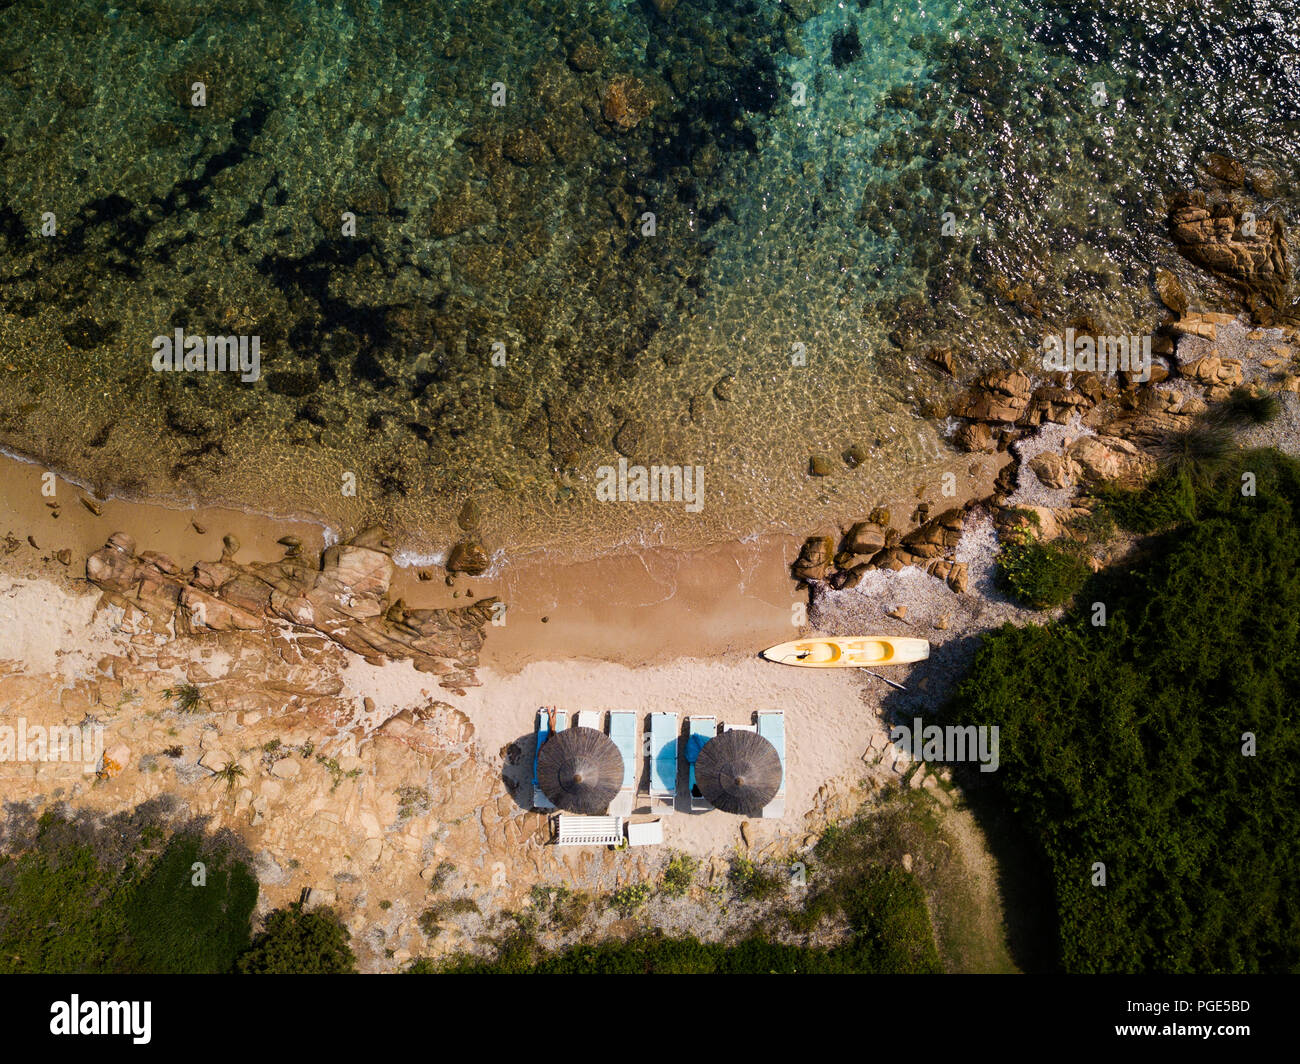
[952,369,1033,423]
[1169,187,1292,320]
[86,527,497,691]
[796,508,970,594]
[1066,435,1158,490]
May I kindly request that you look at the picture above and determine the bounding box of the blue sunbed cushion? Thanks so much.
[651,715,676,790]
[609,712,636,788]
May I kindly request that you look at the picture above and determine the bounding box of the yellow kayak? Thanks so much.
[761,636,930,668]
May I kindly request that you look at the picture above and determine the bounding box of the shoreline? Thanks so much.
[0,443,1009,672]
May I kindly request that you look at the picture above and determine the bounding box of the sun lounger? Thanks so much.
[756,710,786,819]
[722,722,757,732]
[686,716,717,812]
[554,815,624,846]
[532,707,566,811]
[576,710,601,730]
[608,710,637,817]
[647,712,678,813]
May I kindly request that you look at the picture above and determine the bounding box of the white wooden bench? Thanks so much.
[554,815,624,846]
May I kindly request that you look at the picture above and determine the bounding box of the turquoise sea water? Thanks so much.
[0,0,1296,559]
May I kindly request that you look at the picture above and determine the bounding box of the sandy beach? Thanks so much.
[0,435,1015,962]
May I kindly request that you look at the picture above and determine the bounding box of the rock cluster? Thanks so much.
[86,526,497,692]
[793,507,970,594]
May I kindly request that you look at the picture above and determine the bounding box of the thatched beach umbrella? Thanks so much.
[536,726,624,815]
[695,729,782,816]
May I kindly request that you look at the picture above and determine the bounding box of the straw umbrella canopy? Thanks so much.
[694,729,782,816]
[536,726,624,814]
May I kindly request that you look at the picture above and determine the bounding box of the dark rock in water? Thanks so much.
[614,419,644,458]
[427,184,494,238]
[457,498,482,531]
[1154,267,1189,315]
[493,378,529,410]
[831,25,863,68]
[1201,152,1246,189]
[447,539,490,576]
[808,454,834,477]
[266,370,319,397]
[566,31,601,72]
[222,534,240,558]
[603,75,657,131]
[844,443,869,468]
[713,374,737,402]
[503,127,547,165]
[61,316,120,350]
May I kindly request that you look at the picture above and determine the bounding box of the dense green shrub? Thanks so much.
[996,530,1090,608]
[950,449,1300,972]
[237,902,356,974]
[0,808,256,974]
[125,831,258,974]
[1093,469,1197,533]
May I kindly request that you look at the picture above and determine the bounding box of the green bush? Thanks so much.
[608,883,651,918]
[1093,469,1197,534]
[124,832,258,974]
[237,902,356,974]
[0,809,257,974]
[659,853,699,898]
[727,855,781,901]
[996,530,1090,608]
[950,449,1300,972]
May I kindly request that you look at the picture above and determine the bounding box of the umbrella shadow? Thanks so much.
[501,730,540,813]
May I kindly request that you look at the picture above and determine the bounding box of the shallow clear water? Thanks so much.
[0,0,1296,559]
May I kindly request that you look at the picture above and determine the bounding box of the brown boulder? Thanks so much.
[953,371,1033,423]
[1169,192,1291,313]
[446,539,491,576]
[791,536,833,582]
[843,522,886,556]
[954,421,995,452]
[1028,452,1078,490]
[946,563,969,594]
[180,587,264,631]
[1067,435,1158,489]
[322,544,395,598]
[86,546,139,591]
